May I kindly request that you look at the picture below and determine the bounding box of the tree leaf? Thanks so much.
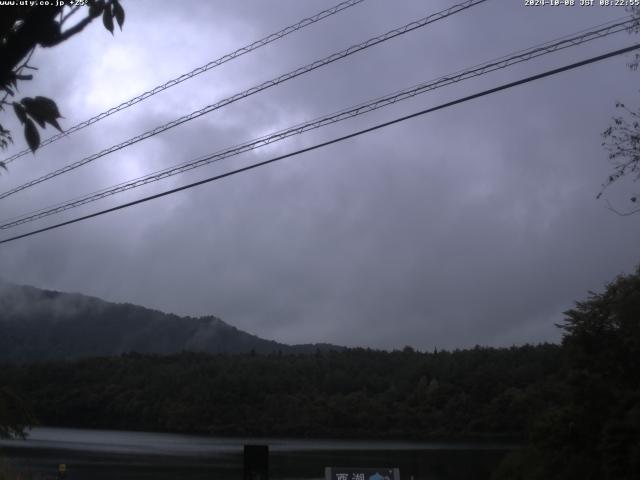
[13,102,27,124]
[21,98,46,128]
[24,118,40,153]
[113,0,125,29]
[103,5,114,34]
[33,96,62,118]
[21,97,63,132]
[89,0,105,17]
[33,96,63,132]
[47,117,63,132]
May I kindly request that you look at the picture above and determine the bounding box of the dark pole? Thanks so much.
[243,445,269,480]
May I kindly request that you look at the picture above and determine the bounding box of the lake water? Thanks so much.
[0,427,515,480]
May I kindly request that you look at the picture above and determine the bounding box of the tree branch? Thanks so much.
[0,7,62,86]
[56,14,96,44]
[59,6,81,27]
[605,199,640,216]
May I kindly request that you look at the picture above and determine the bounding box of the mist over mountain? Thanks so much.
[0,281,340,363]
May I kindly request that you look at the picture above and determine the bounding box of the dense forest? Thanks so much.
[0,344,562,440]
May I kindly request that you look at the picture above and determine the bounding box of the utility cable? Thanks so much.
[0,16,633,231]
[1,43,637,246]
[0,0,367,166]
[0,0,487,200]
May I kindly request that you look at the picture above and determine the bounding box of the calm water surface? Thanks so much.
[0,427,516,480]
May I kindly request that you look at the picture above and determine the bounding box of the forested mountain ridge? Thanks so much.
[0,282,340,362]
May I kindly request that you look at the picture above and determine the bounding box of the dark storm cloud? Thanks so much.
[1,0,639,350]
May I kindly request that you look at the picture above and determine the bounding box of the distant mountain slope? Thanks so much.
[0,282,340,363]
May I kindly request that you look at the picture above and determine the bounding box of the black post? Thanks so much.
[243,444,269,480]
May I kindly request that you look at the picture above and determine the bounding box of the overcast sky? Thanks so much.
[0,0,639,350]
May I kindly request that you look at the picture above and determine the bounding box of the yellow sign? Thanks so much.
[58,464,66,472]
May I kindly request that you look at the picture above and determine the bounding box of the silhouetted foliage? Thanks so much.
[0,0,125,161]
[493,267,640,480]
[599,6,640,214]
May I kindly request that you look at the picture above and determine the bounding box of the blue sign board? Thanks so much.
[325,467,400,480]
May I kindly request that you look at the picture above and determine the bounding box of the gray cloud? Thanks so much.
[1,0,639,350]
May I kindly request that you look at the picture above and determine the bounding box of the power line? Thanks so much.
[0,16,634,231]
[0,0,367,166]
[0,0,487,201]
[1,43,637,246]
